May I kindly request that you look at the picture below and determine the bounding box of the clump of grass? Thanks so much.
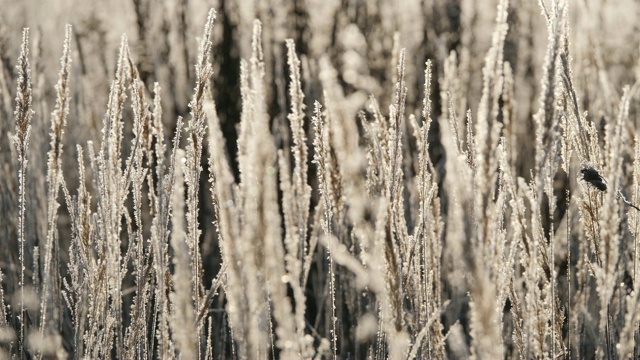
[2,0,640,358]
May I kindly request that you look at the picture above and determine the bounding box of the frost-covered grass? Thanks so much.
[1,0,640,358]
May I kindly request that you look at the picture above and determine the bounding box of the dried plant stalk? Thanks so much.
[12,28,33,357]
[40,23,72,342]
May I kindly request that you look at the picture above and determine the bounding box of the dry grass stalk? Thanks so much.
[279,38,313,356]
[12,28,33,358]
[169,148,197,359]
[40,24,72,346]
[184,12,216,343]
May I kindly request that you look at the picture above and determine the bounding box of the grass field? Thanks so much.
[1,0,640,358]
